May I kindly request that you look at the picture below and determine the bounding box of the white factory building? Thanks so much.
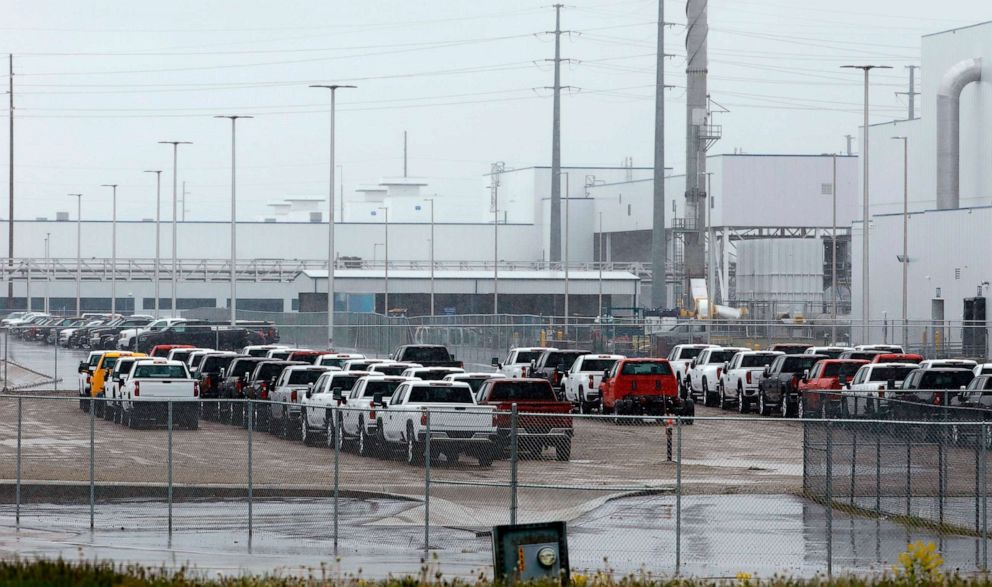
[852,20,992,346]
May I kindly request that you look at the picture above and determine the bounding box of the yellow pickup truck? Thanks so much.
[90,351,144,418]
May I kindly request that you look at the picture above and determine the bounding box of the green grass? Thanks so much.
[0,557,989,587]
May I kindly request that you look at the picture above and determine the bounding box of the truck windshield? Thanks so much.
[513,351,542,364]
[621,361,672,376]
[415,369,461,381]
[741,355,777,368]
[133,364,188,379]
[674,347,704,360]
[201,356,236,373]
[454,377,491,394]
[89,354,103,367]
[869,366,915,382]
[189,354,209,369]
[320,357,351,368]
[361,379,403,398]
[101,357,120,370]
[288,370,326,385]
[408,386,474,403]
[579,359,617,372]
[706,351,737,364]
[114,360,136,377]
[401,347,451,362]
[542,352,586,370]
[171,351,193,363]
[782,357,821,372]
[253,363,287,381]
[920,370,974,389]
[822,362,863,378]
[229,359,262,378]
[326,375,361,391]
[372,365,409,376]
[247,348,273,357]
[488,381,556,401]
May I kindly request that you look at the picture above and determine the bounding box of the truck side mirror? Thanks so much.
[373,392,384,406]
[839,374,849,388]
[306,382,314,399]
[78,361,88,373]
[763,367,770,378]
[602,369,611,381]
[801,369,809,383]
[690,358,697,368]
[887,378,896,390]
[332,388,344,402]
[491,357,500,366]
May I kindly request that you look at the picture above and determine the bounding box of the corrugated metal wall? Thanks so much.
[735,238,825,315]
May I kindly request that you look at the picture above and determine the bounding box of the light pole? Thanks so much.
[158,141,192,316]
[374,207,389,315]
[563,173,570,333]
[215,115,252,326]
[491,162,504,315]
[831,154,838,344]
[144,170,162,317]
[842,64,891,342]
[893,136,909,349]
[424,198,436,316]
[43,232,50,314]
[101,184,118,315]
[68,194,82,315]
[598,212,604,317]
[310,84,355,348]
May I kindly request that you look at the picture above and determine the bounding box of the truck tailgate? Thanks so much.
[493,401,573,431]
[135,380,196,399]
[426,403,495,432]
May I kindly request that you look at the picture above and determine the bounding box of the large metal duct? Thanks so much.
[936,57,982,210]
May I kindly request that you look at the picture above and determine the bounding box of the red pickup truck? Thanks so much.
[150,344,194,358]
[599,358,694,422]
[798,358,868,417]
[475,378,573,461]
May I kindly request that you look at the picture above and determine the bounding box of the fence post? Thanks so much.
[982,422,988,570]
[802,414,808,493]
[826,420,833,579]
[53,338,58,391]
[510,403,519,525]
[333,404,340,555]
[89,397,95,530]
[938,422,945,527]
[906,436,912,518]
[875,428,881,516]
[850,424,857,506]
[247,399,254,540]
[167,400,173,535]
[424,409,431,559]
[675,416,682,575]
[15,396,21,527]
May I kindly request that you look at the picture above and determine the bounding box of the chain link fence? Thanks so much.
[3,392,991,578]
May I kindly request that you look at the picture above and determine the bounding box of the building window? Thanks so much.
[821,183,833,195]
[627,204,631,216]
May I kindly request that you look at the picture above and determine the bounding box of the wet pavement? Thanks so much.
[1,494,986,579]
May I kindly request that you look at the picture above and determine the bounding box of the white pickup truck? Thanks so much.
[298,370,367,445]
[117,316,182,351]
[378,380,497,466]
[561,353,624,413]
[335,375,413,456]
[667,344,720,396]
[268,365,332,439]
[493,347,555,379]
[687,347,748,406]
[718,350,783,412]
[119,359,199,429]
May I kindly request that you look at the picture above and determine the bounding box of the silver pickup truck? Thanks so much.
[119,359,199,429]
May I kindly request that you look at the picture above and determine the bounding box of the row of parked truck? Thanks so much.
[2,311,278,351]
[665,341,992,421]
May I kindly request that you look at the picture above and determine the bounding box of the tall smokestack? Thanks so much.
[683,0,708,304]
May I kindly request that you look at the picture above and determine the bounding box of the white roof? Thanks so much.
[300,269,638,281]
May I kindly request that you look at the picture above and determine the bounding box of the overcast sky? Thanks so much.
[1,0,986,222]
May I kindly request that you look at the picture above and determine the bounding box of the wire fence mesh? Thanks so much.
[3,392,992,578]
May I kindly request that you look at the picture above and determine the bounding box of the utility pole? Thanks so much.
[7,54,13,306]
[491,162,505,314]
[310,84,355,348]
[845,134,855,156]
[842,64,892,343]
[68,194,82,315]
[180,181,189,222]
[892,136,909,348]
[831,155,837,343]
[546,4,569,263]
[650,0,668,310]
[215,115,252,327]
[897,65,919,121]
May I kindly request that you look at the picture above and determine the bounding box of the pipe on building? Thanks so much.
[936,57,982,210]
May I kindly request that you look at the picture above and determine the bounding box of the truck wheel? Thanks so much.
[358,420,372,457]
[280,407,290,439]
[185,413,199,430]
[555,439,571,462]
[477,449,493,467]
[758,392,771,417]
[103,402,114,421]
[718,385,728,410]
[300,410,312,445]
[739,389,749,414]
[405,424,424,465]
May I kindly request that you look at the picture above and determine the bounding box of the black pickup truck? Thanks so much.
[136,323,267,354]
[389,344,463,368]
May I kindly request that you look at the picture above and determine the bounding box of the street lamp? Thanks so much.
[144,170,163,317]
[158,141,192,316]
[424,198,436,316]
[43,232,50,314]
[67,194,82,315]
[101,184,118,315]
[373,207,389,314]
[598,212,604,317]
[215,115,252,326]
[892,136,909,348]
[310,84,355,348]
[842,64,892,342]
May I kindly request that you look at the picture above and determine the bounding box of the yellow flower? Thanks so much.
[893,540,944,585]
[736,571,753,584]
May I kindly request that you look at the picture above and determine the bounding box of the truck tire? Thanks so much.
[477,448,493,467]
[758,392,772,417]
[300,409,313,445]
[405,424,424,465]
[739,388,749,414]
[555,438,571,461]
[358,420,372,457]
